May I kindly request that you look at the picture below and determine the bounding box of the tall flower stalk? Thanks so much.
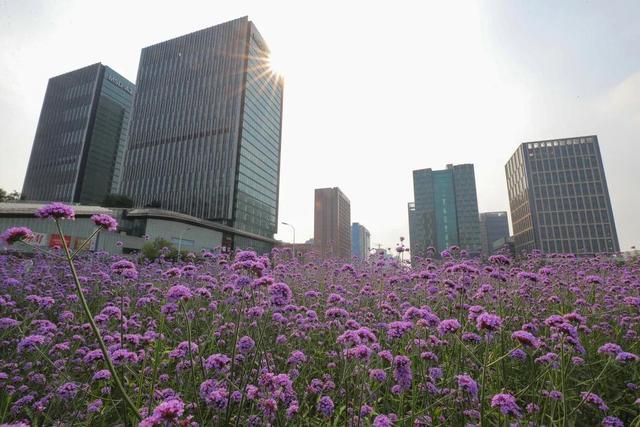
[25,203,141,421]
[54,218,140,420]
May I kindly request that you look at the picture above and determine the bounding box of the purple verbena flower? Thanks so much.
[35,202,75,220]
[0,227,33,245]
[91,214,118,231]
[490,393,521,417]
[317,396,334,417]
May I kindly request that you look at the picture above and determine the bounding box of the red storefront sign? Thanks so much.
[48,234,71,249]
[23,232,48,246]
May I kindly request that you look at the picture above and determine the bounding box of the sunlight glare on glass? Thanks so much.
[266,51,283,76]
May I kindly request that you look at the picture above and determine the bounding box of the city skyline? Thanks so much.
[2,1,640,251]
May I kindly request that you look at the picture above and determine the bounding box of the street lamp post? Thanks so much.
[177,227,192,260]
[281,222,296,257]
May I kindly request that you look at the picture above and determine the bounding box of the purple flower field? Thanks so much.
[1,205,639,426]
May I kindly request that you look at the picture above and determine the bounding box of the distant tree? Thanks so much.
[103,193,134,208]
[140,237,188,261]
[140,238,174,261]
[0,189,21,202]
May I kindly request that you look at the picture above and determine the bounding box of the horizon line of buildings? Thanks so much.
[408,135,620,260]
[5,17,624,259]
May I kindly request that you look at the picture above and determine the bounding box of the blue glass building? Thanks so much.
[351,222,371,259]
[22,63,134,205]
[121,17,283,252]
[409,164,481,258]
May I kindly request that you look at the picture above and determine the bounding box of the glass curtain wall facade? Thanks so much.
[351,222,371,259]
[479,211,510,256]
[505,136,619,255]
[234,26,283,237]
[120,17,284,242]
[22,64,133,205]
[409,164,481,258]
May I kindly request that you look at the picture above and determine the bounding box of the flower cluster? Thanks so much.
[0,238,638,425]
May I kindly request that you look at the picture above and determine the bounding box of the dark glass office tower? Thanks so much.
[479,211,510,256]
[121,17,284,243]
[409,164,481,258]
[505,136,619,255]
[22,63,134,205]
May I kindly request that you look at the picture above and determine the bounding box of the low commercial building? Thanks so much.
[0,203,276,255]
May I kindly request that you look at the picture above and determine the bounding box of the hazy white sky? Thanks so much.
[1,0,639,251]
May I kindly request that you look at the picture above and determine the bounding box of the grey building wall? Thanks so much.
[120,17,283,240]
[144,218,222,252]
[22,63,134,205]
[505,135,619,255]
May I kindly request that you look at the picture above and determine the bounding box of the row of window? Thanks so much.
[541,238,614,254]
[534,195,609,212]
[533,181,603,198]
[531,168,602,186]
[539,223,612,240]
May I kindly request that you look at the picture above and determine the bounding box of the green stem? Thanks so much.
[566,357,612,419]
[17,240,64,259]
[55,220,140,421]
[479,343,489,427]
[223,300,244,425]
[70,227,102,259]
[560,336,567,426]
[181,302,201,403]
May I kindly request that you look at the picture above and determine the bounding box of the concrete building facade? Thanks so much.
[314,187,351,259]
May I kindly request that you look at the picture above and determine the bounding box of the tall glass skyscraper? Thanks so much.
[505,136,619,255]
[120,17,284,247]
[22,63,134,205]
[409,164,481,258]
